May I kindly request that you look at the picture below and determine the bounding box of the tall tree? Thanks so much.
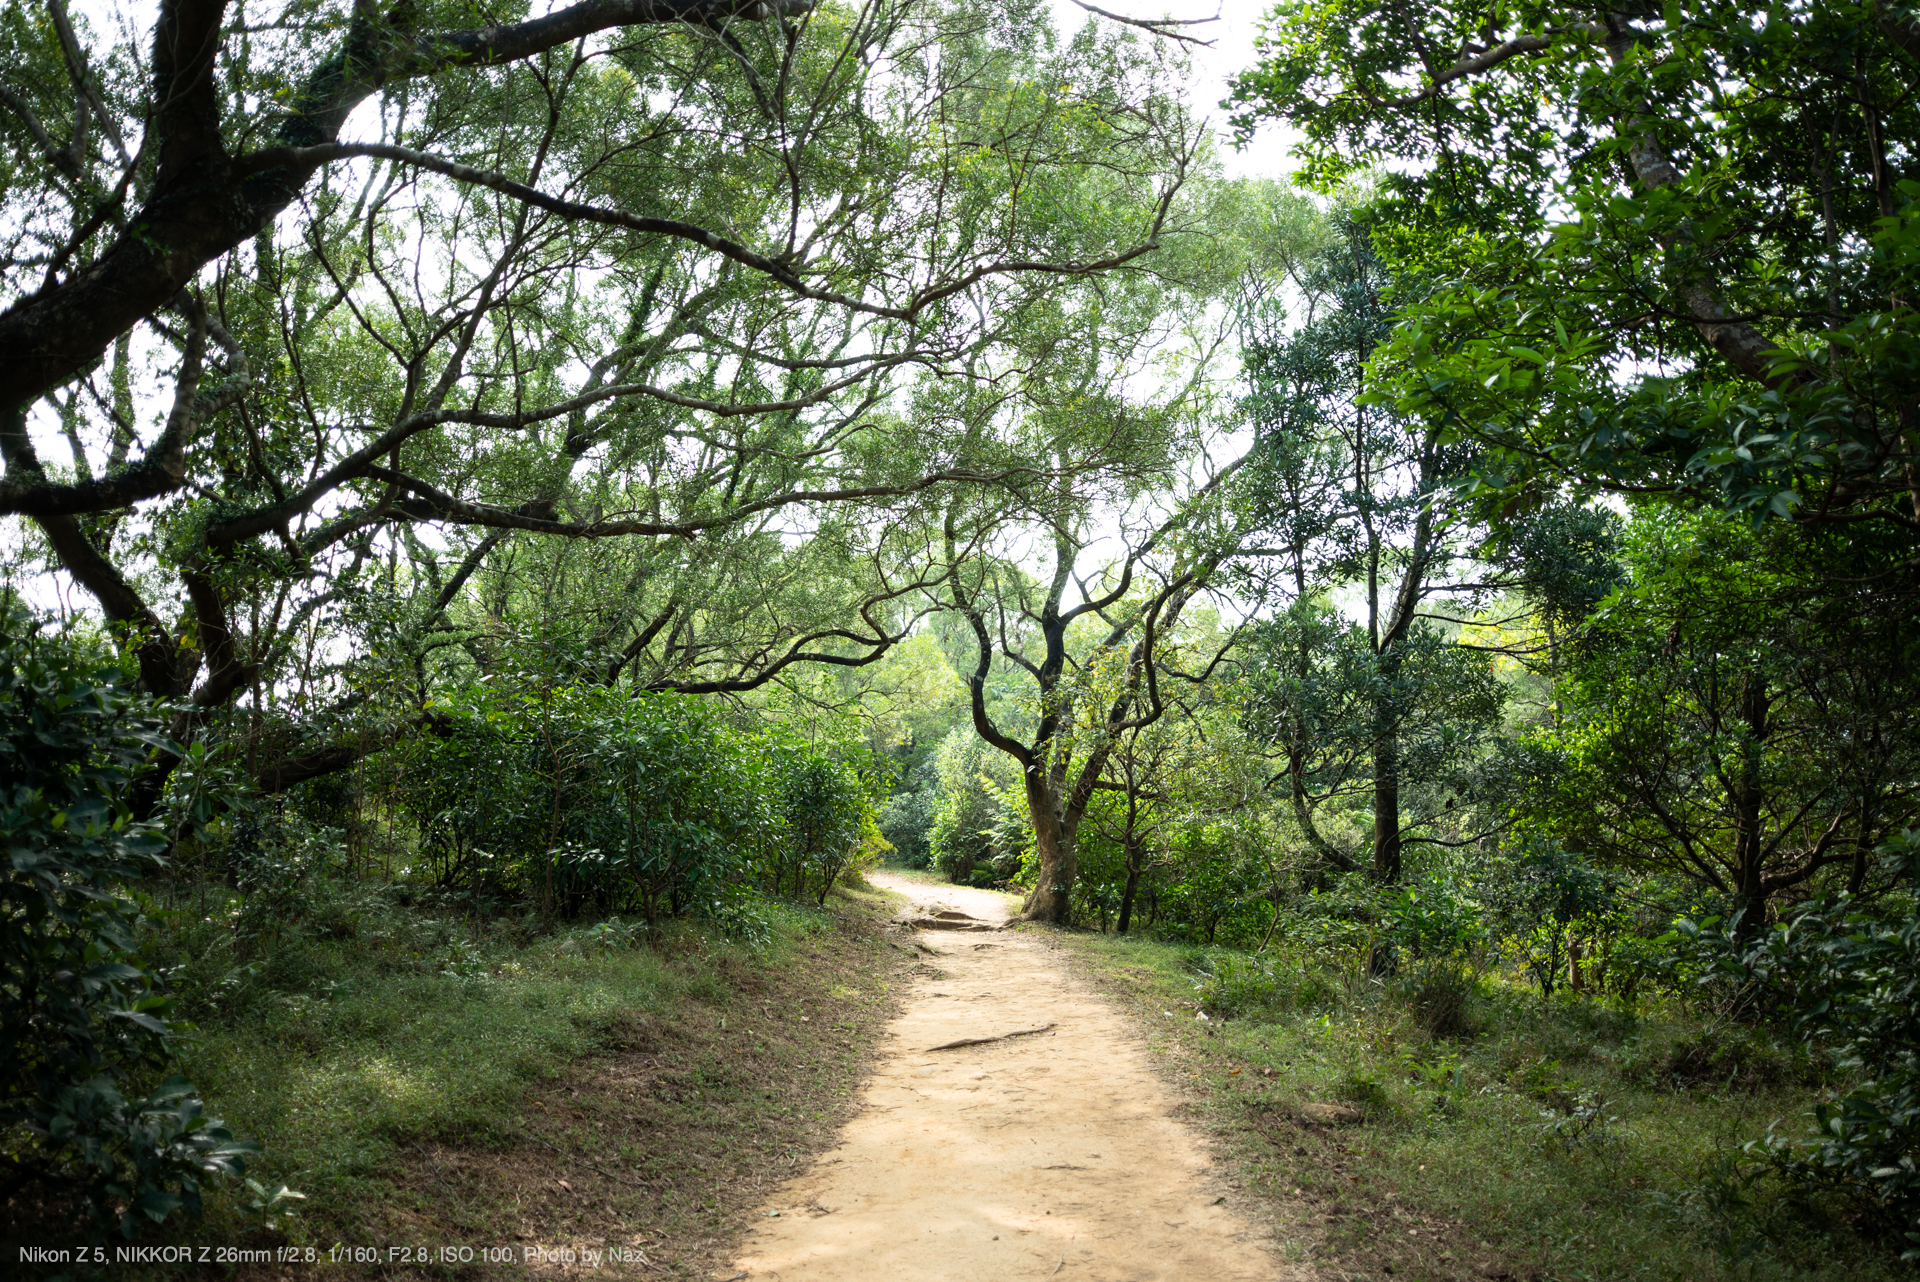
[947,508,1232,923]
[1237,223,1502,882]
[0,0,1202,800]
[1228,0,1920,552]
[927,175,1314,922]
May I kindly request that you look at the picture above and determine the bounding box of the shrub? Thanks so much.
[398,679,876,919]
[877,761,936,869]
[1402,964,1477,1041]
[926,730,1024,885]
[1151,824,1270,946]
[0,610,254,1236]
[1482,837,1616,999]
[768,745,876,906]
[1335,1067,1391,1112]
[1191,949,1333,1020]
[1726,831,1920,1258]
[1658,1027,1796,1090]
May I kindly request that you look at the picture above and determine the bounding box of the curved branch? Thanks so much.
[1067,0,1219,49]
[0,0,815,413]
[1364,28,1601,109]
[238,140,1172,324]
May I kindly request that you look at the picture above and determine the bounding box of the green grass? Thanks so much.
[179,939,706,1199]
[1058,931,1908,1282]
[80,876,911,1276]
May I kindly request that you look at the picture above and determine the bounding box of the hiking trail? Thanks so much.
[729,872,1312,1281]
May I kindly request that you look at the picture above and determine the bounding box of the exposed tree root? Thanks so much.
[926,1022,1057,1052]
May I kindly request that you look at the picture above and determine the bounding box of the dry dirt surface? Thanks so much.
[730,874,1312,1282]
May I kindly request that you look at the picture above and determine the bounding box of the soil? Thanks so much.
[730,874,1311,1281]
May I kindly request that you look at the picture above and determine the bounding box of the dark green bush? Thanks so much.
[399,678,875,920]
[1147,823,1269,945]
[1734,832,1920,1258]
[1657,1027,1799,1090]
[768,746,874,906]
[877,761,937,869]
[1481,838,1617,999]
[0,610,254,1237]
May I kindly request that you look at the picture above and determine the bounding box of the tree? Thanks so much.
[1522,510,1920,922]
[947,497,1235,922]
[922,175,1324,922]
[1235,222,1510,883]
[1228,0,1920,553]
[1084,714,1182,934]
[1242,608,1507,880]
[925,726,1026,884]
[0,0,1202,806]
[1068,648,1245,934]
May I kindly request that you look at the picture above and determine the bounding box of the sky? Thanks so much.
[1045,0,1300,180]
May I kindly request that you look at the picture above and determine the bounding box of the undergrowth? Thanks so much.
[170,886,818,1193]
[1062,932,1908,1282]
[10,873,902,1278]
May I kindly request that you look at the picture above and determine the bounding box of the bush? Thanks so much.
[0,610,254,1236]
[399,679,877,919]
[1482,838,1616,999]
[768,746,877,906]
[877,761,936,869]
[1191,949,1334,1020]
[1734,832,1920,1258]
[926,730,1025,884]
[1657,1027,1797,1090]
[1150,823,1270,946]
[1383,872,1485,965]
[1401,964,1477,1041]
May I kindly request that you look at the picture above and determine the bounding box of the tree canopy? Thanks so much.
[1,0,1210,798]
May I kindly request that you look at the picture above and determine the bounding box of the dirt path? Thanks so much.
[729,874,1310,1281]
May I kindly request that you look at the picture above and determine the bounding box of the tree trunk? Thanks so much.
[1117,850,1142,935]
[1372,715,1401,884]
[1019,774,1078,924]
[1729,668,1771,937]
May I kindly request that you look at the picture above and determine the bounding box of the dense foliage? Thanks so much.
[0,610,254,1237]
[397,679,878,921]
[3,0,1917,1268]
[1733,832,1920,1254]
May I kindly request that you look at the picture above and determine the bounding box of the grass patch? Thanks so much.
[1056,931,1907,1282]
[13,879,912,1279]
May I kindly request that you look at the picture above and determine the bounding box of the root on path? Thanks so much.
[925,1022,1056,1052]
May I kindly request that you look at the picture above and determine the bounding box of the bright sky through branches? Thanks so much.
[1046,0,1297,178]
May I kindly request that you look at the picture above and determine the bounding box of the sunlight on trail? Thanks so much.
[730,874,1312,1281]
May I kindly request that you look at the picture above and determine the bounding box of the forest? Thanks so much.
[1,0,1917,1277]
